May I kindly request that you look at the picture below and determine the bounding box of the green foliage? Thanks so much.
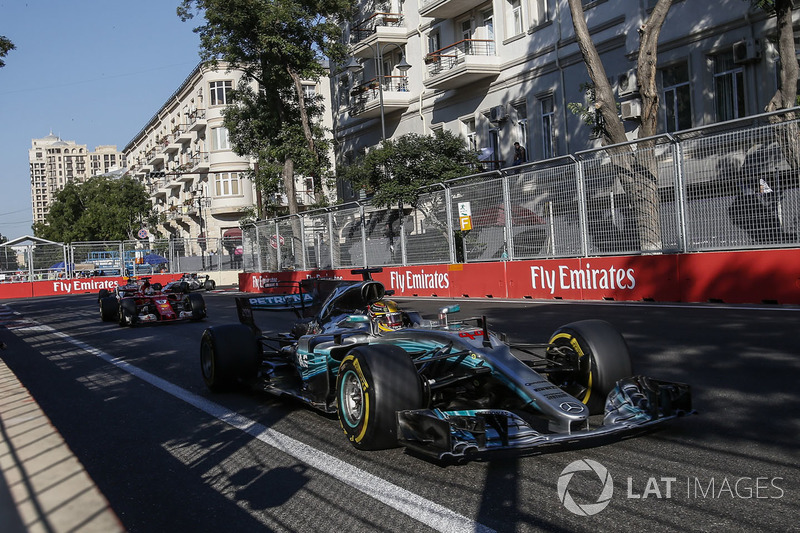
[178,0,351,216]
[33,176,151,242]
[0,35,14,68]
[567,82,619,140]
[341,130,479,208]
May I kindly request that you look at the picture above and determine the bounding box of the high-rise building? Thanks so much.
[29,134,125,226]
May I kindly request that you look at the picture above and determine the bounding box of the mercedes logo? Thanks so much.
[559,401,584,413]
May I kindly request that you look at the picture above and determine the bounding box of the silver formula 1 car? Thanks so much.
[200,268,692,461]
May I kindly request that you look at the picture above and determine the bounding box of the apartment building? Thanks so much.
[333,0,797,201]
[29,134,125,225]
[124,61,335,244]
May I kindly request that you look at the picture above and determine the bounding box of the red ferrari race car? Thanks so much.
[98,276,206,326]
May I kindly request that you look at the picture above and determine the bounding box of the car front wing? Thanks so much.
[396,376,693,460]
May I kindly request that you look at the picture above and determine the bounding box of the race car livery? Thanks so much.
[200,268,692,461]
[99,276,206,326]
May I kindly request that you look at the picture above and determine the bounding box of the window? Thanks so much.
[532,0,549,26]
[211,127,231,151]
[714,51,745,122]
[214,172,240,196]
[464,119,477,152]
[428,30,440,54]
[515,105,529,157]
[209,80,233,106]
[662,62,692,132]
[509,0,524,36]
[541,95,555,159]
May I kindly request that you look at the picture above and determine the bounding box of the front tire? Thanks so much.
[336,344,423,450]
[547,319,632,415]
[187,293,206,320]
[118,298,137,327]
[200,325,260,392]
[100,297,118,322]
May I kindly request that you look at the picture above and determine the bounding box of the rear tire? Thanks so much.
[337,344,423,450]
[547,319,632,415]
[200,325,260,392]
[204,279,216,291]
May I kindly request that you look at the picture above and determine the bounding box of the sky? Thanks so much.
[0,0,205,240]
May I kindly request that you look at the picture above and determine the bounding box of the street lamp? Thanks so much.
[192,183,210,269]
[345,43,411,142]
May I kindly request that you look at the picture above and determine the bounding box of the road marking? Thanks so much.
[9,318,495,533]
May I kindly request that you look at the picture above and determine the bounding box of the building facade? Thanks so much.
[332,0,798,200]
[124,62,335,244]
[29,134,125,226]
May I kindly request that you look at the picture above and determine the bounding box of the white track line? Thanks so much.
[11,317,495,533]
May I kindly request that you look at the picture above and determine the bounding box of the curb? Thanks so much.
[0,357,123,532]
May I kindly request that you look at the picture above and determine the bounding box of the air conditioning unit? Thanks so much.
[733,39,761,64]
[617,70,638,97]
[620,98,642,120]
[490,105,508,123]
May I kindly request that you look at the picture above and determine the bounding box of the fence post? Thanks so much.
[573,156,589,257]
[502,174,513,261]
[299,214,307,271]
[444,185,456,264]
[359,204,368,268]
[328,211,336,270]
[670,134,688,253]
[399,203,407,266]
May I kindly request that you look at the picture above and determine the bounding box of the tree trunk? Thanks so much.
[567,0,628,147]
[288,66,322,199]
[567,0,671,252]
[765,0,800,169]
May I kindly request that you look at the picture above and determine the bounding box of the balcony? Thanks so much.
[419,0,485,19]
[424,39,501,91]
[189,152,210,172]
[187,109,207,131]
[147,147,165,165]
[349,76,411,118]
[351,13,407,59]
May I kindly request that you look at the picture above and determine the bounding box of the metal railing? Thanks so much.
[425,39,497,76]
[241,108,800,271]
[4,108,798,282]
[350,12,404,44]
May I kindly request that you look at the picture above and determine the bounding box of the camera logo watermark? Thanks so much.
[557,459,785,516]
[557,459,614,516]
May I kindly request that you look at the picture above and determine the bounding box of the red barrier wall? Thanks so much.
[238,249,800,305]
[0,274,182,300]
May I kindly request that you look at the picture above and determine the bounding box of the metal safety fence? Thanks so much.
[3,108,798,282]
[0,236,244,283]
[243,108,800,271]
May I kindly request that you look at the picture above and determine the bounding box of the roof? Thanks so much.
[1,235,63,247]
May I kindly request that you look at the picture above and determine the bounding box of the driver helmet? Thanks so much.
[368,300,403,332]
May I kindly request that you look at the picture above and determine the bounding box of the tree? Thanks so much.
[178,0,352,220]
[567,0,673,251]
[33,176,151,242]
[754,0,799,113]
[341,130,479,208]
[0,35,14,68]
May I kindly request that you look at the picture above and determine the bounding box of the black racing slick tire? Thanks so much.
[99,296,118,322]
[118,298,137,327]
[98,289,110,301]
[336,344,423,451]
[547,319,633,415]
[200,325,260,392]
[204,279,216,291]
[187,293,206,320]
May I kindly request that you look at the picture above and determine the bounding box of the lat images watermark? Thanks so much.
[557,459,785,516]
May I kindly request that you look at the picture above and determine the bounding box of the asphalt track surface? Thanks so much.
[0,293,797,532]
